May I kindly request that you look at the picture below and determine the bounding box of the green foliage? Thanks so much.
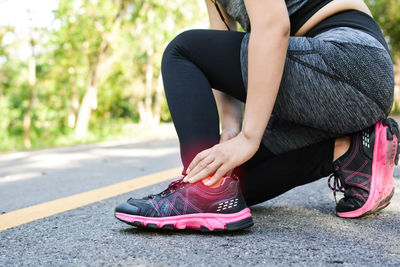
[366,1,400,115]
[2,1,400,151]
[366,0,400,59]
[0,0,207,152]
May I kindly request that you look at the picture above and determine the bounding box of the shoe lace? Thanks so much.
[147,177,185,199]
[328,173,345,204]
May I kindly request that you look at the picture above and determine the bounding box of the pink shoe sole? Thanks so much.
[337,120,398,218]
[115,208,253,231]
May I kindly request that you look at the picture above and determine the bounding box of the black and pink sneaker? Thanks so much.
[114,175,253,231]
[329,118,399,218]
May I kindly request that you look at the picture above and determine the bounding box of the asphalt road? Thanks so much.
[1,124,399,266]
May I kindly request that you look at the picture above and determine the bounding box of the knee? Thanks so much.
[161,29,201,72]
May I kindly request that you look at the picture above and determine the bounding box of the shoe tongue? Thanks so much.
[152,177,185,197]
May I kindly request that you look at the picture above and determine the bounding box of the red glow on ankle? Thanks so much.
[202,175,226,188]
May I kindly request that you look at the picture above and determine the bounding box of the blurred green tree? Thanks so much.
[366,0,400,112]
[0,26,22,150]
[49,0,207,140]
[0,0,207,151]
[366,0,400,58]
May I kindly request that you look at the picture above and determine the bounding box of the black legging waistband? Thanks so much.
[306,9,390,54]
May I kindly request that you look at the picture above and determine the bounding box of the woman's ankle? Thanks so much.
[333,136,351,163]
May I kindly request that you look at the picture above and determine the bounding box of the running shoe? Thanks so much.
[114,175,254,231]
[328,118,399,218]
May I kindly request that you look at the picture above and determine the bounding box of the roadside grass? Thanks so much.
[0,121,176,154]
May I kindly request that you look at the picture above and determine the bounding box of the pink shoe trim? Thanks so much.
[115,208,252,230]
[338,121,396,218]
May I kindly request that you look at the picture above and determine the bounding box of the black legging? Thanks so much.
[161,29,335,206]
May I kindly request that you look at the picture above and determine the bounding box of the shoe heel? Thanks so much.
[366,188,395,215]
[382,118,400,165]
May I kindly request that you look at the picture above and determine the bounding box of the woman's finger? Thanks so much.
[187,160,222,184]
[204,164,230,186]
[184,155,215,182]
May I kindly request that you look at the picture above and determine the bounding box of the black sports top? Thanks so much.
[215,0,333,35]
[213,0,389,53]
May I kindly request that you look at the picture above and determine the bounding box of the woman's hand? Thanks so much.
[183,132,259,186]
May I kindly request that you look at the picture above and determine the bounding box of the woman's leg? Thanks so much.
[235,139,334,206]
[115,27,396,230]
[161,29,336,206]
[161,29,247,174]
[160,27,396,215]
[240,27,395,154]
[241,27,397,216]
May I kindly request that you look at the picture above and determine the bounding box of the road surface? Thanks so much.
[1,124,399,266]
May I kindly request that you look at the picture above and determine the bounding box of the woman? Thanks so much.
[115,0,399,231]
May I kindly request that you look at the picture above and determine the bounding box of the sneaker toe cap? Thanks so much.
[336,197,364,213]
[115,202,141,215]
